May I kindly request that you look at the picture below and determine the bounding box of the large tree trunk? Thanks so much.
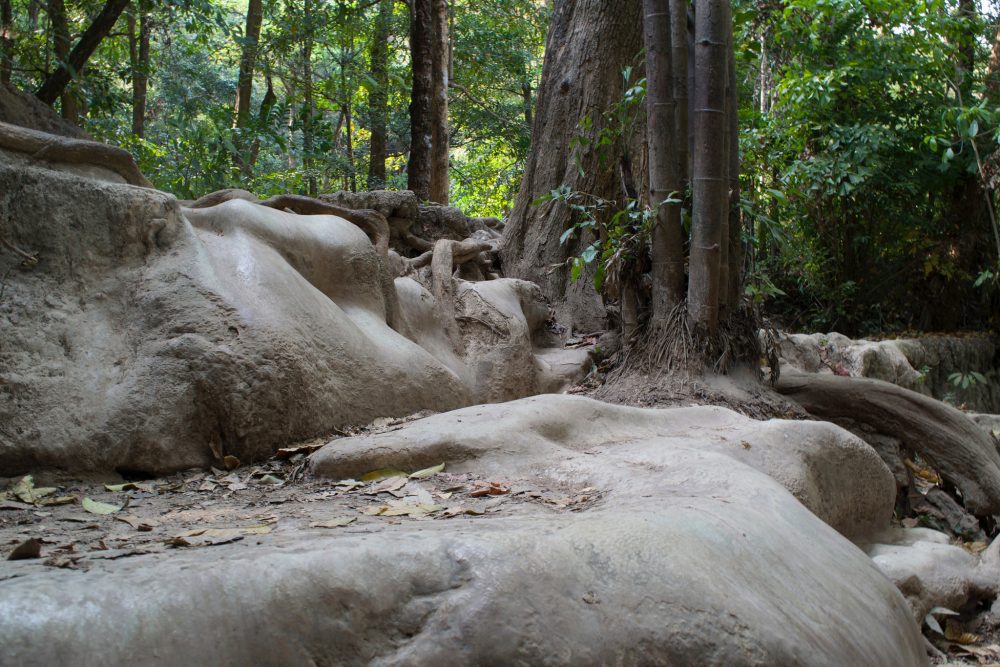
[428,0,449,204]
[500,0,643,331]
[367,0,392,190]
[725,28,741,311]
[686,0,730,333]
[128,0,151,138]
[644,0,684,317]
[1,0,12,85]
[408,0,433,201]
[233,0,263,175]
[36,0,130,106]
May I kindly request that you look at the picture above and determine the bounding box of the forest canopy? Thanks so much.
[2,0,999,335]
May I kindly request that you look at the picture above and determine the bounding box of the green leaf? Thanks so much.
[559,227,575,245]
[409,463,445,479]
[581,244,598,264]
[969,120,979,138]
[570,257,583,283]
[82,497,122,515]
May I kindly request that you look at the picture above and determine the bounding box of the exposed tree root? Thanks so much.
[0,120,152,187]
[188,188,391,258]
[775,369,1000,516]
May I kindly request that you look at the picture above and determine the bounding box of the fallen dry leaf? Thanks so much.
[81,497,122,515]
[115,514,157,532]
[409,463,446,479]
[360,468,408,482]
[275,442,326,459]
[39,495,77,507]
[469,482,510,498]
[223,455,241,470]
[366,477,407,495]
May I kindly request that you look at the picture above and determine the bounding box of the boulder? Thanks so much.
[0,153,588,476]
[0,395,927,666]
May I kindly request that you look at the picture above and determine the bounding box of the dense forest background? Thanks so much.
[2,0,999,336]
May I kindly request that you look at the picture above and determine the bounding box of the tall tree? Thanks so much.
[1,0,12,85]
[408,0,434,201]
[128,0,152,138]
[47,0,79,122]
[686,0,730,334]
[500,0,644,330]
[429,0,449,203]
[36,0,131,106]
[301,0,317,196]
[233,0,264,175]
[367,0,392,190]
[643,0,684,316]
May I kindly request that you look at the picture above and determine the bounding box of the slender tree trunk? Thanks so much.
[670,0,689,185]
[500,0,643,330]
[687,0,730,333]
[644,0,684,317]
[233,0,263,175]
[428,0,449,203]
[47,0,78,122]
[129,0,151,138]
[36,0,130,106]
[408,0,433,201]
[367,0,391,190]
[726,29,741,311]
[1,0,13,85]
[249,73,276,167]
[345,103,356,192]
[302,0,316,196]
[521,80,532,127]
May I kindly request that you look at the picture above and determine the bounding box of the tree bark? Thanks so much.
[1,0,12,85]
[428,0,449,204]
[644,0,684,317]
[669,0,689,185]
[367,0,392,190]
[302,0,316,197]
[47,0,78,122]
[408,0,433,201]
[500,0,643,331]
[686,0,730,333]
[725,29,741,311]
[233,0,263,175]
[775,370,1000,517]
[36,0,130,106]
[129,0,151,138]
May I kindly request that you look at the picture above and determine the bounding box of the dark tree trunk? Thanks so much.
[428,0,449,204]
[233,0,263,175]
[408,0,433,201]
[644,0,684,316]
[1,0,12,85]
[725,29,741,311]
[302,0,316,196]
[686,0,730,333]
[249,73,276,167]
[128,0,151,138]
[47,0,78,122]
[367,0,391,190]
[500,0,643,330]
[36,0,130,106]
[670,0,689,185]
[521,80,532,127]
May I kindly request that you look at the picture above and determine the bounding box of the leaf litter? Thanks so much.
[0,437,605,574]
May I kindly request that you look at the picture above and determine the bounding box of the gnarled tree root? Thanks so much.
[775,369,1000,516]
[188,189,390,258]
[0,120,152,188]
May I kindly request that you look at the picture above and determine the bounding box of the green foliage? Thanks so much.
[3,0,547,212]
[739,0,1000,333]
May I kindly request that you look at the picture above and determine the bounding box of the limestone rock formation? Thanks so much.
[0,131,588,476]
[0,395,928,666]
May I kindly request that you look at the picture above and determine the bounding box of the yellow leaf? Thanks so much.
[82,497,122,515]
[409,463,446,479]
[360,468,408,482]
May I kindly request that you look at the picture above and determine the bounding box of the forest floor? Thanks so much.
[2,389,999,666]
